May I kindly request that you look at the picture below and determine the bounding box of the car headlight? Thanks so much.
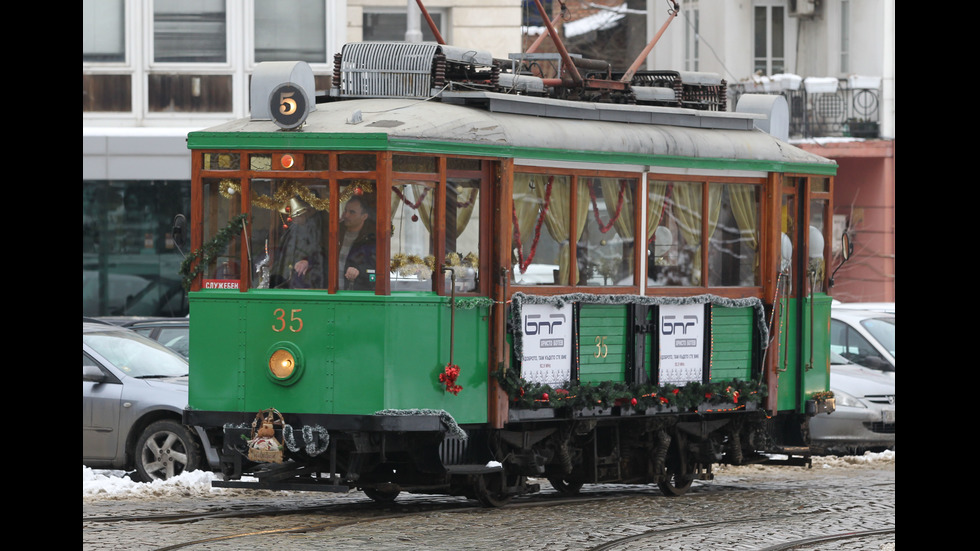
[266,342,304,385]
[831,389,866,408]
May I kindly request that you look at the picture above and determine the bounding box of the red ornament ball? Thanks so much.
[542,393,549,401]
[631,398,637,406]
[412,214,419,222]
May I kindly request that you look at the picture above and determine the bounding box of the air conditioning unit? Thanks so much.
[788,0,816,17]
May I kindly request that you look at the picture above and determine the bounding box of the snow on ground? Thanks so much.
[83,450,893,501]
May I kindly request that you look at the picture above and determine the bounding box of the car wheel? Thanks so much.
[134,420,201,482]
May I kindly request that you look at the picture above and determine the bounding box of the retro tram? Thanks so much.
[179,10,839,506]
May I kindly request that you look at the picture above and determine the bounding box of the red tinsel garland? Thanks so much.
[512,175,554,274]
[588,179,627,233]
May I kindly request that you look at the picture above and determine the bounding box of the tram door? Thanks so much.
[774,177,832,412]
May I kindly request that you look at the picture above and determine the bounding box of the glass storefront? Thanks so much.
[83,180,191,317]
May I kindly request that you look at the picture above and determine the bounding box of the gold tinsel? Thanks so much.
[389,252,478,276]
[217,179,375,213]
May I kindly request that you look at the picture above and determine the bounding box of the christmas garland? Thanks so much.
[178,213,247,291]
[494,366,766,413]
[587,179,627,234]
[218,178,373,213]
[512,175,554,273]
[375,408,468,441]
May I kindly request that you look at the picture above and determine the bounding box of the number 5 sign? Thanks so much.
[269,83,309,130]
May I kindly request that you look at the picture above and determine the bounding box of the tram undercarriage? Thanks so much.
[208,408,808,506]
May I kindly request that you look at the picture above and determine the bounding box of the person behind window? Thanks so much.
[270,196,326,289]
[338,196,376,290]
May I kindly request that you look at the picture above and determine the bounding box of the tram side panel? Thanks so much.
[187,292,489,424]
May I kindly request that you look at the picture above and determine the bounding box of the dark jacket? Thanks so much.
[339,226,376,290]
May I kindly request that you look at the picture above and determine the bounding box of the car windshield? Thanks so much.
[860,317,895,357]
[84,330,188,378]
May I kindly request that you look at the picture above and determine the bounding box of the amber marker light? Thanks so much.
[280,154,295,169]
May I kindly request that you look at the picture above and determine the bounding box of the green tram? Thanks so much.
[180,40,838,506]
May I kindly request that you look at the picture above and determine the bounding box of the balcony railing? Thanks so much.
[728,75,881,139]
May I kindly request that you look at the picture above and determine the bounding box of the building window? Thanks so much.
[363,10,444,42]
[753,4,785,75]
[153,0,227,63]
[83,74,132,112]
[254,0,327,62]
[83,0,125,63]
[147,74,233,113]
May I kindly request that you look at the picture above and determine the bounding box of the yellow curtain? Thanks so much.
[671,183,719,285]
[513,174,542,272]
[451,184,478,236]
[646,180,669,241]
[728,184,759,251]
[533,175,586,284]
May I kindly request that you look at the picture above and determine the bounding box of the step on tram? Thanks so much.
[179,7,840,506]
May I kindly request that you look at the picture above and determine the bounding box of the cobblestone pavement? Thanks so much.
[83,458,894,551]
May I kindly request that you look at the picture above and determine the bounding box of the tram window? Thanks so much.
[202,178,243,283]
[391,181,436,291]
[579,177,637,286]
[249,179,330,290]
[512,172,572,285]
[647,180,702,286]
[781,193,796,293]
[250,154,272,171]
[708,183,761,287]
[394,155,437,174]
[338,154,376,172]
[306,154,331,171]
[203,153,240,170]
[445,176,481,292]
[809,198,829,293]
[338,181,378,291]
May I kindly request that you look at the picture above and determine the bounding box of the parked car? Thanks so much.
[88,316,189,359]
[830,307,895,374]
[809,352,896,455]
[83,320,217,481]
[831,300,895,314]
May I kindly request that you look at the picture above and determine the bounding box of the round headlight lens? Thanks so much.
[269,349,296,379]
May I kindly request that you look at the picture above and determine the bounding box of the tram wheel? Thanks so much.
[657,466,694,496]
[547,477,584,496]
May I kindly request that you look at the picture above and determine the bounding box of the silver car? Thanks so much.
[830,307,895,374]
[809,353,895,454]
[83,321,218,481]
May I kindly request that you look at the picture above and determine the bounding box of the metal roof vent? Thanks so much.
[331,42,498,99]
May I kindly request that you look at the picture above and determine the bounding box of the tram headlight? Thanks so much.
[266,343,304,385]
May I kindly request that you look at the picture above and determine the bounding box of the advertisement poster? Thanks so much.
[520,302,573,386]
[658,303,705,386]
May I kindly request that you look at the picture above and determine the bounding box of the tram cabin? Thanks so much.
[180,40,838,505]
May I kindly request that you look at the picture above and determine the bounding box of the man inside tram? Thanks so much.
[269,196,327,289]
[338,196,377,290]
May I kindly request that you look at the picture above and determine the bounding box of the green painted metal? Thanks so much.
[187,290,489,424]
[774,294,832,412]
[187,131,837,176]
[709,306,755,383]
[578,304,627,384]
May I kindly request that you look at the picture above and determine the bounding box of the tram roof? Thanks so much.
[188,94,837,175]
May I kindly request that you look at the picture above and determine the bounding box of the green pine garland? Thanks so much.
[494,366,766,413]
[179,213,248,291]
